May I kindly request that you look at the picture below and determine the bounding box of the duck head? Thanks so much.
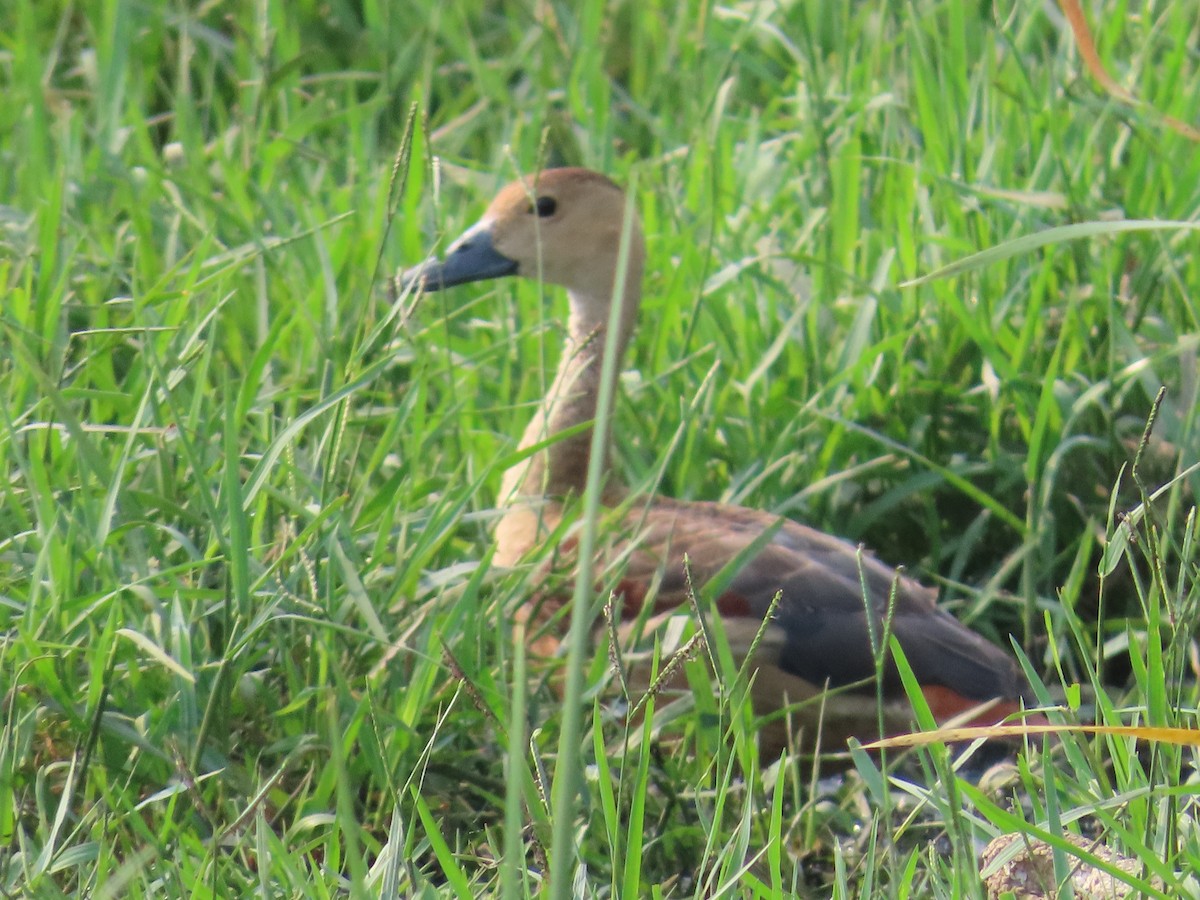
[402,167,645,338]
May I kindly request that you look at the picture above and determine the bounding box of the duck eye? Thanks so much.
[531,196,557,217]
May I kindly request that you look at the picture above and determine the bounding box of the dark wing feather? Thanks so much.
[607,497,1026,704]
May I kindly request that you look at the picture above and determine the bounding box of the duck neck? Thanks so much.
[500,273,640,503]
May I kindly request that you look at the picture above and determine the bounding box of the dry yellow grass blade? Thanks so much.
[1058,0,1200,141]
[864,723,1200,750]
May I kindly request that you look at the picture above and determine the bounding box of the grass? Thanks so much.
[1,0,1198,895]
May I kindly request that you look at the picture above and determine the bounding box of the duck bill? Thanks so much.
[400,221,518,293]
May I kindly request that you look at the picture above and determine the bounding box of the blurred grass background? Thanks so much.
[1,0,1198,895]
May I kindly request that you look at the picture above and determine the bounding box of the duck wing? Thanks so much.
[604,497,1027,711]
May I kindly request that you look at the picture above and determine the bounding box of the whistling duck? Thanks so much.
[403,167,1031,752]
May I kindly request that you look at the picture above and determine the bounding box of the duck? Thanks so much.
[402,167,1032,754]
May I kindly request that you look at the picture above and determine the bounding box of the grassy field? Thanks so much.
[2,0,1199,896]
